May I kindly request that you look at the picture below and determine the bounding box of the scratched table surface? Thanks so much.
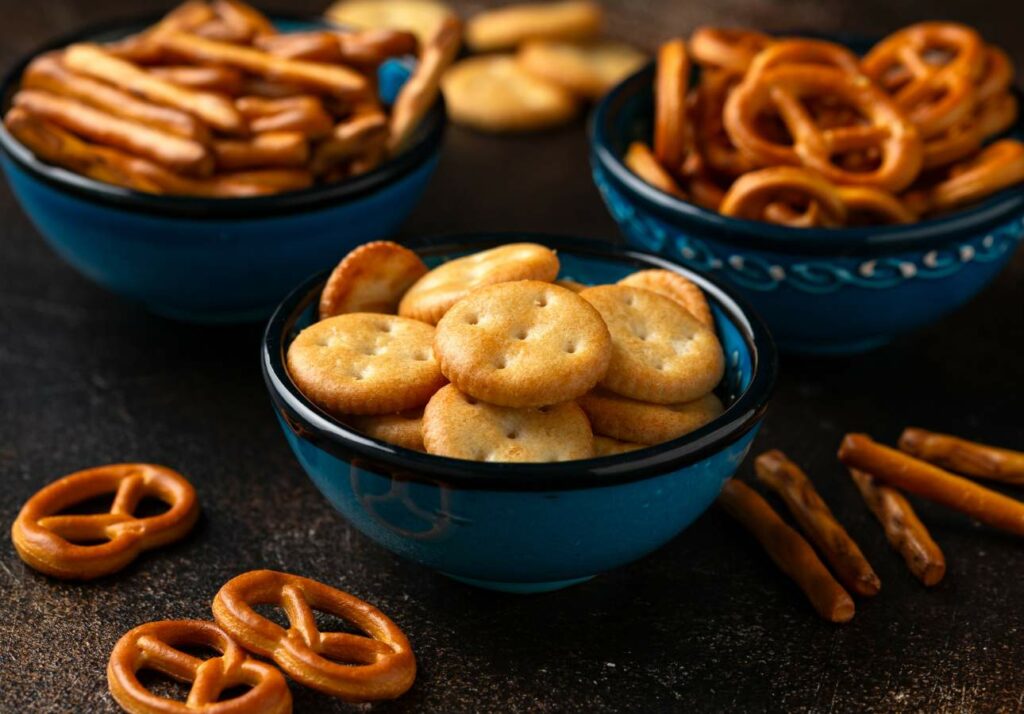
[1,0,1023,711]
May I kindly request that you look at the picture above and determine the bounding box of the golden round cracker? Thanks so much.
[593,435,644,456]
[434,280,611,407]
[465,0,602,52]
[517,39,647,99]
[398,242,560,324]
[422,385,592,462]
[346,409,424,451]
[287,313,446,415]
[579,390,724,445]
[319,241,429,320]
[441,55,578,133]
[579,285,725,404]
[617,269,715,328]
[325,0,457,44]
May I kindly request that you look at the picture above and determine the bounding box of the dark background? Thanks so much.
[1,1,1023,712]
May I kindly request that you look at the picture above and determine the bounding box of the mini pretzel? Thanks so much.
[929,139,1024,213]
[861,22,985,138]
[724,65,923,192]
[653,39,689,172]
[975,45,1014,105]
[689,26,772,74]
[899,427,1024,486]
[11,463,199,580]
[108,620,292,714]
[693,69,756,177]
[837,186,916,224]
[213,570,416,701]
[719,166,847,226]
[744,38,862,79]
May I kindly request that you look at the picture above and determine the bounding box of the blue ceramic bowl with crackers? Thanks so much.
[590,50,1024,355]
[262,234,777,593]
[0,13,446,323]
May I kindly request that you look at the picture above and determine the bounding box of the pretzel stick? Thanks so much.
[104,0,216,63]
[255,32,344,62]
[158,31,368,98]
[63,43,244,134]
[388,16,461,152]
[13,90,213,176]
[838,434,1024,536]
[239,77,309,99]
[719,479,855,623]
[213,131,308,170]
[22,55,209,142]
[212,0,276,41]
[236,95,334,138]
[899,427,1024,485]
[848,468,946,586]
[148,65,245,95]
[311,109,388,174]
[625,141,686,197]
[337,30,418,66]
[755,450,881,597]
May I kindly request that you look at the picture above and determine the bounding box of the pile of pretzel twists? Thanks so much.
[627,23,1024,227]
[2,0,460,198]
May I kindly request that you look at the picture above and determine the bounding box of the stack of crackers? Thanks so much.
[286,240,727,462]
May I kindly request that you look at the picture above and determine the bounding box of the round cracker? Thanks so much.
[441,55,578,133]
[346,409,424,451]
[319,241,429,320]
[579,285,725,404]
[593,435,644,456]
[465,0,602,52]
[434,280,610,407]
[287,313,446,415]
[617,269,715,328]
[579,390,724,445]
[518,39,647,99]
[398,242,560,324]
[325,0,456,44]
[422,385,593,462]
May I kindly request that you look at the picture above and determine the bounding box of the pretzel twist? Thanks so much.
[107,620,292,714]
[212,570,416,701]
[11,463,199,579]
[689,26,772,74]
[653,38,689,172]
[929,139,1024,213]
[719,166,847,226]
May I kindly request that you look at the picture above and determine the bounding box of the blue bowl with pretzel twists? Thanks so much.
[590,40,1024,354]
[0,14,445,323]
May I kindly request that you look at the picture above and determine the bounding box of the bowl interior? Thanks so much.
[0,15,445,218]
[264,236,777,490]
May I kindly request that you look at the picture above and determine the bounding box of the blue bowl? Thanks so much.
[0,17,445,323]
[262,235,777,593]
[590,62,1024,354]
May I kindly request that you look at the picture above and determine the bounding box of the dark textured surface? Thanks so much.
[1,1,1024,712]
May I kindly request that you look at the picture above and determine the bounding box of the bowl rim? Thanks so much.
[0,13,446,220]
[262,234,778,491]
[590,60,1024,257]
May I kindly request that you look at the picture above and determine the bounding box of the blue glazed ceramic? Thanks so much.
[590,63,1024,354]
[263,235,777,593]
[0,18,445,323]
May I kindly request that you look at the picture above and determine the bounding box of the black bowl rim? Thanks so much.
[262,234,778,492]
[0,13,446,220]
[590,61,1024,257]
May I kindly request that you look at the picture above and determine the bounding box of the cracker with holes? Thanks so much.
[287,314,445,415]
[422,384,592,461]
[434,280,610,407]
[618,269,715,328]
[345,409,425,451]
[319,241,429,320]
[398,242,560,324]
[579,390,724,444]
[580,285,724,404]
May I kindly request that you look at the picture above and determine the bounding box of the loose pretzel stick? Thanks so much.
[13,89,213,176]
[158,31,368,98]
[625,141,686,197]
[213,131,309,170]
[148,65,245,95]
[755,450,881,597]
[849,468,946,586]
[839,434,1024,536]
[899,428,1024,485]
[22,55,209,142]
[653,38,688,172]
[388,17,461,152]
[719,479,855,623]
[63,43,244,134]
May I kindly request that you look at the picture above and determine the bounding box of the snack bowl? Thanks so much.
[0,17,445,323]
[590,61,1024,354]
[262,235,776,593]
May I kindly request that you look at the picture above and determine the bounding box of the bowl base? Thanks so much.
[779,334,892,355]
[443,572,596,594]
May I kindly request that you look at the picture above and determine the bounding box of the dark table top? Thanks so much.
[2,1,1023,712]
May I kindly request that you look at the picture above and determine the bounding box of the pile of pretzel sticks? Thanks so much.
[720,428,1024,622]
[628,23,1024,226]
[2,0,460,197]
